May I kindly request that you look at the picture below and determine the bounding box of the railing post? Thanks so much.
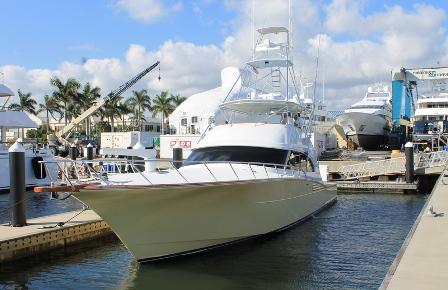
[86,143,94,160]
[173,145,183,169]
[405,142,414,184]
[9,140,26,227]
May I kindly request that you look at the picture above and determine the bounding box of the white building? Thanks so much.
[168,67,241,135]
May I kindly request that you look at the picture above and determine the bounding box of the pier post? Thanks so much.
[9,139,26,227]
[173,144,183,169]
[86,143,93,160]
[405,142,414,184]
[70,144,77,160]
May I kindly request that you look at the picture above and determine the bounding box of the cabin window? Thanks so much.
[287,151,315,172]
[181,118,188,126]
[149,125,154,131]
[191,116,198,123]
[187,146,288,166]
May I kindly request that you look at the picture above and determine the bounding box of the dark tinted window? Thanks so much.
[186,146,288,165]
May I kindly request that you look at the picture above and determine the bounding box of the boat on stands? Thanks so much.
[336,84,392,150]
[35,26,336,262]
[0,83,57,192]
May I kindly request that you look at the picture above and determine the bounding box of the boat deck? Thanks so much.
[381,172,448,289]
[0,210,111,263]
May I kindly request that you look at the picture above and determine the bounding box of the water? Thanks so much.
[0,192,426,290]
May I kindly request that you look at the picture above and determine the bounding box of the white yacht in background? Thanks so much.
[37,26,336,262]
[336,84,392,150]
[0,84,57,192]
[413,80,448,134]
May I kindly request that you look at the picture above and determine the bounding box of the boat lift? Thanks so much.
[390,66,448,148]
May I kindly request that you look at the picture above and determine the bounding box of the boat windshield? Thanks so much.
[350,105,384,109]
[186,146,288,165]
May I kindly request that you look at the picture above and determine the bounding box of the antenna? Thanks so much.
[252,0,255,59]
[289,0,292,48]
[305,33,322,137]
[322,70,325,104]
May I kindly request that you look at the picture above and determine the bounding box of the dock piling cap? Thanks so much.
[9,139,25,152]
[405,142,414,148]
[133,141,145,150]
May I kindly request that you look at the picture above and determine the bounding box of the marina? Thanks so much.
[1,0,448,289]
[0,191,427,289]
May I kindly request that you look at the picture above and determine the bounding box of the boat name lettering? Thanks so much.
[170,141,192,148]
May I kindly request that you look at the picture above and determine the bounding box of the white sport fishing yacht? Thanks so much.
[0,84,57,191]
[336,84,392,150]
[36,26,336,262]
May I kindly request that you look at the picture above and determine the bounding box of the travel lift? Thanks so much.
[390,66,448,149]
[49,61,160,156]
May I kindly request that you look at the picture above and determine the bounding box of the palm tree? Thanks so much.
[152,91,174,134]
[79,82,101,137]
[127,89,151,131]
[37,95,62,133]
[119,99,133,130]
[170,94,187,107]
[9,90,37,114]
[50,77,81,125]
[99,93,124,132]
[9,89,38,137]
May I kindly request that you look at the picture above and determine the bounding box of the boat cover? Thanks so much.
[0,111,37,128]
[0,84,14,97]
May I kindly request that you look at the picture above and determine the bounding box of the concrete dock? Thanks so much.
[380,170,448,289]
[0,210,111,263]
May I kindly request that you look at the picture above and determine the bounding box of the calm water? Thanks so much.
[0,192,426,290]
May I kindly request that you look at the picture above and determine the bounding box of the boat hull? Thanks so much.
[336,112,390,150]
[75,178,336,261]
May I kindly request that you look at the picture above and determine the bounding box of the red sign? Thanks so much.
[170,140,192,148]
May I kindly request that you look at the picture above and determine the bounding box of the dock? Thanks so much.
[336,180,418,193]
[380,170,448,289]
[0,210,111,263]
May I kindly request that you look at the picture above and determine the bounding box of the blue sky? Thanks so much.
[1,0,236,68]
[1,0,448,109]
[3,0,445,69]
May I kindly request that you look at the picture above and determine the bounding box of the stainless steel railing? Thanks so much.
[39,159,309,187]
[339,151,448,180]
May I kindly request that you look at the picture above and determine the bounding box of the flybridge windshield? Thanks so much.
[350,105,385,109]
[186,146,288,165]
[367,92,389,98]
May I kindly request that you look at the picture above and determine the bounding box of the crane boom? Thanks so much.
[56,61,160,142]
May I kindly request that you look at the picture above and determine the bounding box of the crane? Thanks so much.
[50,61,160,155]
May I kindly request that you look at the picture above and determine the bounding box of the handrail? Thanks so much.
[339,151,448,180]
[38,158,312,187]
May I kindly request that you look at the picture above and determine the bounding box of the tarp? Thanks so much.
[0,111,37,128]
[0,84,14,97]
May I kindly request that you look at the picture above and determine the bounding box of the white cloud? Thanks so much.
[2,0,448,111]
[115,0,182,23]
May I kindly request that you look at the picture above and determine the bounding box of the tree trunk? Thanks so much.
[161,114,164,135]
[46,110,50,133]
[64,101,68,125]
[85,119,89,137]
[111,116,115,132]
